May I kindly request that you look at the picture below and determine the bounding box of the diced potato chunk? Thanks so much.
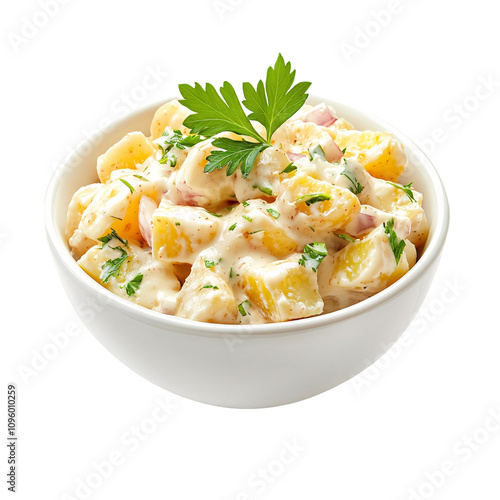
[175,257,237,323]
[167,134,236,209]
[79,175,160,242]
[66,183,102,239]
[334,130,407,182]
[152,200,221,264]
[370,181,429,247]
[271,120,342,162]
[78,241,180,310]
[150,100,192,140]
[230,201,298,258]
[239,257,324,322]
[327,225,416,295]
[97,132,156,183]
[277,173,360,232]
[69,229,98,260]
[233,147,289,202]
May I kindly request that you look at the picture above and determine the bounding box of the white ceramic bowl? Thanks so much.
[45,96,449,408]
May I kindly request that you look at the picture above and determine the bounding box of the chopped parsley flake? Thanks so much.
[266,208,280,219]
[383,218,406,264]
[253,184,273,195]
[100,247,128,284]
[201,284,219,290]
[123,273,143,296]
[119,178,135,193]
[98,229,128,248]
[296,193,332,206]
[238,300,251,316]
[281,162,297,174]
[298,242,328,272]
[336,234,355,242]
[387,181,416,203]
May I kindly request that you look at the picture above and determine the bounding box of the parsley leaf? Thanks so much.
[159,151,177,167]
[387,181,416,203]
[179,81,264,142]
[242,215,252,222]
[100,247,128,284]
[123,273,143,296]
[204,138,268,178]
[298,242,328,272]
[155,129,205,151]
[179,54,310,178]
[281,162,297,174]
[119,178,134,193]
[336,233,355,242]
[98,229,128,248]
[383,218,406,264]
[204,258,216,268]
[201,284,219,290]
[133,174,149,182]
[242,54,311,143]
[238,300,251,317]
[296,193,332,206]
[266,208,280,219]
[229,223,237,231]
[340,166,363,195]
[253,184,273,195]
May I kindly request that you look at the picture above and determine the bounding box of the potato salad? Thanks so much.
[66,56,428,324]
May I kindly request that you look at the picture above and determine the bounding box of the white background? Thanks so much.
[2,0,499,499]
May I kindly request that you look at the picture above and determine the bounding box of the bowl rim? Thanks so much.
[45,95,450,337]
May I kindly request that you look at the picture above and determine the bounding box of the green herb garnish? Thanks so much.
[253,184,273,195]
[201,284,219,290]
[154,129,205,152]
[123,273,143,296]
[281,162,297,174]
[266,208,280,219]
[204,258,216,268]
[387,181,416,203]
[296,193,332,206]
[178,54,311,178]
[98,229,128,248]
[340,168,363,195]
[229,223,237,231]
[336,234,355,242]
[100,247,128,284]
[383,218,406,264]
[242,215,252,222]
[298,242,328,272]
[238,300,251,317]
[119,178,135,193]
[133,174,149,182]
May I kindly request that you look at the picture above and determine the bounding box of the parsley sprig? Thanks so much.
[100,247,129,284]
[383,218,406,264]
[296,193,332,206]
[298,242,328,272]
[179,54,311,178]
[387,181,416,203]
